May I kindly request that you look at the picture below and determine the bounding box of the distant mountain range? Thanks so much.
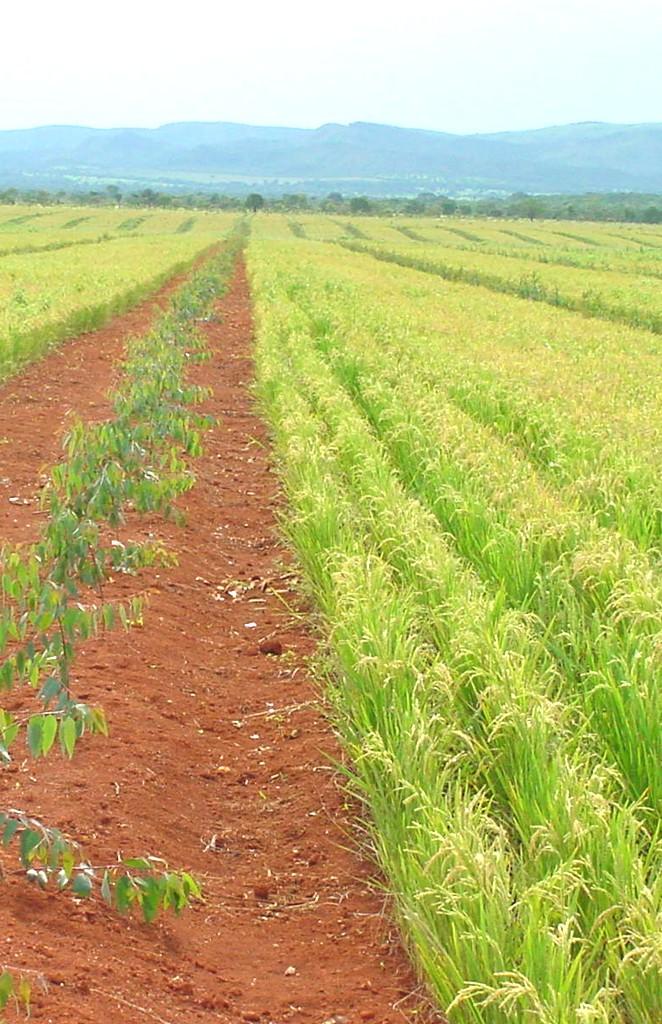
[1,120,661,196]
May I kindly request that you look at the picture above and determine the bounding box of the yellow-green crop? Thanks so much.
[0,205,236,380]
[247,218,661,1023]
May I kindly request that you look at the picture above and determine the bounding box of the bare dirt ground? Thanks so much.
[0,260,435,1023]
[0,259,209,546]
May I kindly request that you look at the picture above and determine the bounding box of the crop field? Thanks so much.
[0,205,235,379]
[0,209,659,1022]
[247,214,661,1023]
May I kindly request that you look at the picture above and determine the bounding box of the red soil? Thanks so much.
[0,260,437,1022]
[0,259,209,546]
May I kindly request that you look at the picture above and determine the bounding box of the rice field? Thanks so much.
[0,206,235,379]
[2,206,659,1020]
[246,214,661,1023]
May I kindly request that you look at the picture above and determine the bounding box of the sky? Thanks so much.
[3,0,661,135]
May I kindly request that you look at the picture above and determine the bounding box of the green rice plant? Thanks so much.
[360,225,662,283]
[248,240,661,1022]
[273,234,661,547]
[499,228,549,246]
[392,224,427,242]
[0,212,46,228]
[117,215,148,231]
[0,235,226,381]
[335,220,369,239]
[340,239,662,334]
[439,224,486,243]
[321,335,661,818]
[443,374,661,553]
[62,216,92,229]
[288,220,307,238]
[0,233,120,262]
[552,229,606,247]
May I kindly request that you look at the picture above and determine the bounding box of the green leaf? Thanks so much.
[90,706,109,737]
[26,716,44,758]
[35,610,54,633]
[123,857,152,871]
[40,675,62,705]
[0,971,13,1009]
[60,717,77,758]
[19,828,41,865]
[62,849,75,879]
[18,978,31,1010]
[2,818,20,847]
[2,721,19,750]
[71,873,93,898]
[140,878,162,923]
[115,874,133,913]
[41,715,58,756]
[181,871,202,900]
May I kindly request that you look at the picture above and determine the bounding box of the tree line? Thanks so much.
[1,185,661,224]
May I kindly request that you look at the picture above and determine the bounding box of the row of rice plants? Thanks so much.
[0,204,234,241]
[339,237,662,335]
[0,224,234,381]
[248,240,661,1022]
[274,214,662,261]
[265,235,660,547]
[0,207,236,284]
[427,218,662,252]
[375,226,662,282]
[267,244,660,817]
[302,264,661,556]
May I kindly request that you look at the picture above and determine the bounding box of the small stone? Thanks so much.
[284,965,297,976]
[259,639,283,656]
[176,980,194,996]
[253,884,270,901]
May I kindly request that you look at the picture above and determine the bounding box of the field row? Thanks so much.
[1,208,659,1020]
[0,208,236,380]
[247,224,661,1022]
[0,204,230,249]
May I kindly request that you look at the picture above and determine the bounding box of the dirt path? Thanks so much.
[1,261,433,1023]
[0,256,212,548]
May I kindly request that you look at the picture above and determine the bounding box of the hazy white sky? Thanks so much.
[3,0,661,134]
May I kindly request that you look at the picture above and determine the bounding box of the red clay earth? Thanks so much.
[0,259,439,1022]
[0,255,213,546]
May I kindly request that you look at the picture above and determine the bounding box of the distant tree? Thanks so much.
[281,193,310,210]
[439,198,458,215]
[404,199,425,215]
[245,193,265,213]
[349,196,373,214]
[327,192,343,203]
[642,205,662,223]
[135,188,160,208]
[510,195,545,220]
